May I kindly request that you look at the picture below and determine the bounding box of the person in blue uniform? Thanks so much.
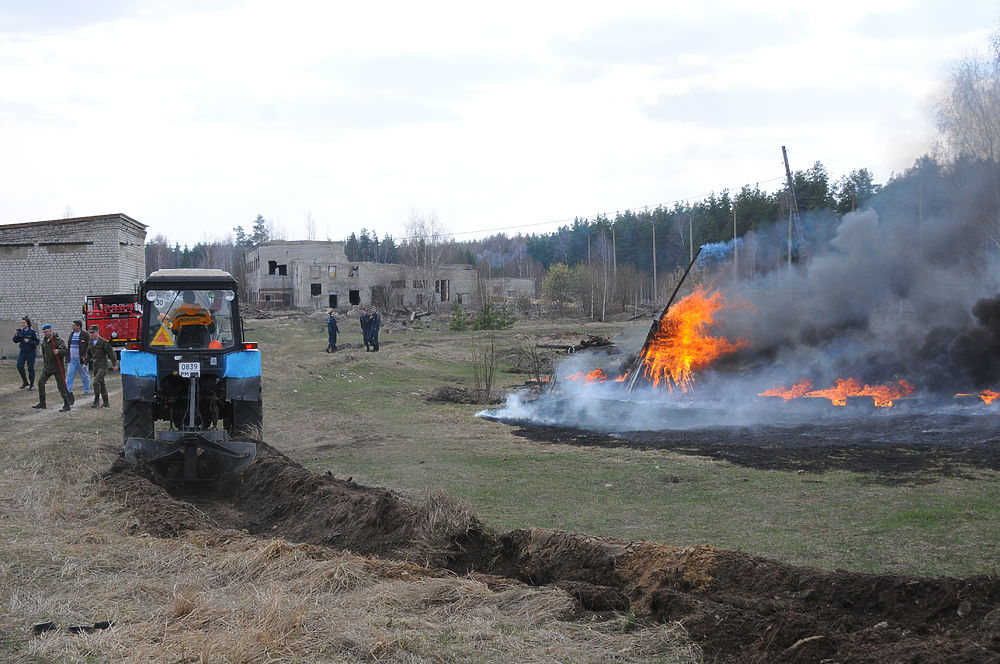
[369,306,382,352]
[359,308,372,351]
[13,316,40,389]
[326,310,339,353]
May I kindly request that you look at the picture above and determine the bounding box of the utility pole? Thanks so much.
[782,146,801,269]
[588,232,594,320]
[651,221,657,299]
[733,207,738,281]
[611,221,617,284]
[602,234,608,322]
[688,213,693,263]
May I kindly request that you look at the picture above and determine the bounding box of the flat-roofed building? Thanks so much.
[244,240,479,311]
[0,214,146,346]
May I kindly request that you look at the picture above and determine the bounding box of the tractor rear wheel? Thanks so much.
[231,399,263,439]
[123,399,154,443]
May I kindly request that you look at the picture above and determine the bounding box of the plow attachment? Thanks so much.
[125,430,256,482]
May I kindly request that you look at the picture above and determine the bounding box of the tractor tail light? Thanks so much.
[243,342,258,350]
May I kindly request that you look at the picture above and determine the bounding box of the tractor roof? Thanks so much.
[145,269,237,288]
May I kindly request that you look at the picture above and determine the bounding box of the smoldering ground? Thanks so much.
[486,160,1000,441]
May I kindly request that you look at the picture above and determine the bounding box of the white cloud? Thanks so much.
[0,0,996,242]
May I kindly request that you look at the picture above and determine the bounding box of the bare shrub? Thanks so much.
[470,332,499,401]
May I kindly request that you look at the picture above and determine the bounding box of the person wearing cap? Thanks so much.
[88,325,118,408]
[12,316,40,390]
[64,319,92,399]
[33,324,72,412]
[326,310,339,353]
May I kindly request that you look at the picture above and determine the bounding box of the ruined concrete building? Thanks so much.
[484,276,537,301]
[0,213,146,329]
[244,240,480,311]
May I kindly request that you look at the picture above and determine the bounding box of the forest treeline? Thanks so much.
[144,154,993,305]
[143,161,877,280]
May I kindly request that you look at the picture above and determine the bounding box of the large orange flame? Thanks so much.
[759,379,813,401]
[638,288,747,391]
[760,377,915,407]
[955,389,1000,404]
[563,368,607,383]
[979,389,999,404]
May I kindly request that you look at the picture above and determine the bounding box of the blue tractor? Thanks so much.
[120,269,261,481]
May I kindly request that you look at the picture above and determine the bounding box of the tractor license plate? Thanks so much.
[179,362,201,377]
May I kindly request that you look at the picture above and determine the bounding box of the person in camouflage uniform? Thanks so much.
[88,325,118,408]
[33,324,72,412]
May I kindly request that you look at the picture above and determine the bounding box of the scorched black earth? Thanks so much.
[502,411,1000,480]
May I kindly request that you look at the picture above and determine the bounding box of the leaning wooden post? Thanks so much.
[626,247,703,393]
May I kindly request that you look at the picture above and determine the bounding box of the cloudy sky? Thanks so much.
[0,0,997,245]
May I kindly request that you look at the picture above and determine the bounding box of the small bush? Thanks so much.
[449,302,469,331]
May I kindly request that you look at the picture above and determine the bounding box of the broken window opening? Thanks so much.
[435,279,450,302]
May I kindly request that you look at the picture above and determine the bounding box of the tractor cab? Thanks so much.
[121,269,261,482]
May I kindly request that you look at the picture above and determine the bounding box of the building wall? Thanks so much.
[485,277,536,300]
[245,240,478,310]
[0,214,146,329]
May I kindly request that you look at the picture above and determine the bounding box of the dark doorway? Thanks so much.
[349,290,360,305]
[328,293,338,308]
[371,285,387,309]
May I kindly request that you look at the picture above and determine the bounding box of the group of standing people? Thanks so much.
[13,317,118,412]
[360,306,381,352]
[324,306,381,353]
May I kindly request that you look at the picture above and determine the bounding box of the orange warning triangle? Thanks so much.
[151,326,173,346]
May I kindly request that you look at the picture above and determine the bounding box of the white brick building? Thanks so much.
[0,213,146,330]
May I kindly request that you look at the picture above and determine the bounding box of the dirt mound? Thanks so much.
[426,386,505,405]
[230,442,491,563]
[102,442,1000,663]
[100,458,214,537]
[503,347,555,375]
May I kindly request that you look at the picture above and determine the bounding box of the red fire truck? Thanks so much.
[83,293,142,352]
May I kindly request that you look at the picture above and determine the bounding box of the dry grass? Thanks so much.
[0,367,700,663]
[403,488,487,568]
[14,530,700,663]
